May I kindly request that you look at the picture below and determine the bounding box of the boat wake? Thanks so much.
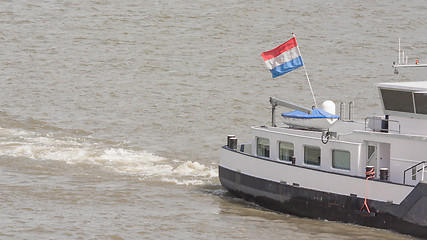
[0,126,217,186]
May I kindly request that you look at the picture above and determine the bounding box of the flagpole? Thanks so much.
[293,33,317,108]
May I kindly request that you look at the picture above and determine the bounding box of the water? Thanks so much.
[0,0,426,239]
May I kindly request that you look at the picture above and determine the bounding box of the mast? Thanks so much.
[293,33,317,108]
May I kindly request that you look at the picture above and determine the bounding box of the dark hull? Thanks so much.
[219,165,427,239]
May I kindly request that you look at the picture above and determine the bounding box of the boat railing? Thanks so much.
[403,161,427,185]
[364,117,400,134]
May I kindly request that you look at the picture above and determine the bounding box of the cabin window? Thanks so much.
[279,141,294,162]
[257,137,270,158]
[332,150,351,170]
[304,145,320,166]
[414,93,427,114]
[380,89,414,113]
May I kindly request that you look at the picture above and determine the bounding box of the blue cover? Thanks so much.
[281,109,339,119]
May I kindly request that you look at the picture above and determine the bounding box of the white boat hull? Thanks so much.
[219,147,427,238]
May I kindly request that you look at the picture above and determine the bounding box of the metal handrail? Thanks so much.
[403,161,427,185]
[339,102,354,122]
[364,117,400,134]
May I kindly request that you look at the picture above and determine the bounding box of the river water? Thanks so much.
[0,0,426,239]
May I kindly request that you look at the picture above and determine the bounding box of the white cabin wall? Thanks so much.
[389,139,426,184]
[390,116,427,136]
[321,140,362,176]
[344,131,427,184]
[251,127,363,177]
[358,145,367,177]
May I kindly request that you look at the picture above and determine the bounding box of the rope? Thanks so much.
[360,168,375,213]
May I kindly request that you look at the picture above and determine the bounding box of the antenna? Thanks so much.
[393,38,427,74]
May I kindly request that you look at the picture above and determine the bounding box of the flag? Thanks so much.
[261,37,304,78]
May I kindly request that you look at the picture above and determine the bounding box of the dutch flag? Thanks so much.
[261,37,304,78]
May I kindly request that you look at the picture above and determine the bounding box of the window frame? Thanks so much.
[331,149,351,171]
[380,89,414,113]
[278,141,294,162]
[414,92,427,114]
[256,137,270,158]
[304,145,321,166]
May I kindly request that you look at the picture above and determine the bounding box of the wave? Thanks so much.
[0,126,218,185]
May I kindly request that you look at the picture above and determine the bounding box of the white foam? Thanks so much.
[0,127,217,185]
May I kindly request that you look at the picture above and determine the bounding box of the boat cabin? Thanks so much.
[234,81,427,187]
[377,81,427,135]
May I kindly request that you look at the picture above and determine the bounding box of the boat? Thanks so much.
[219,38,427,238]
[280,100,339,131]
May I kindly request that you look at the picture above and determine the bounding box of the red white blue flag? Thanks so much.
[261,37,303,78]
